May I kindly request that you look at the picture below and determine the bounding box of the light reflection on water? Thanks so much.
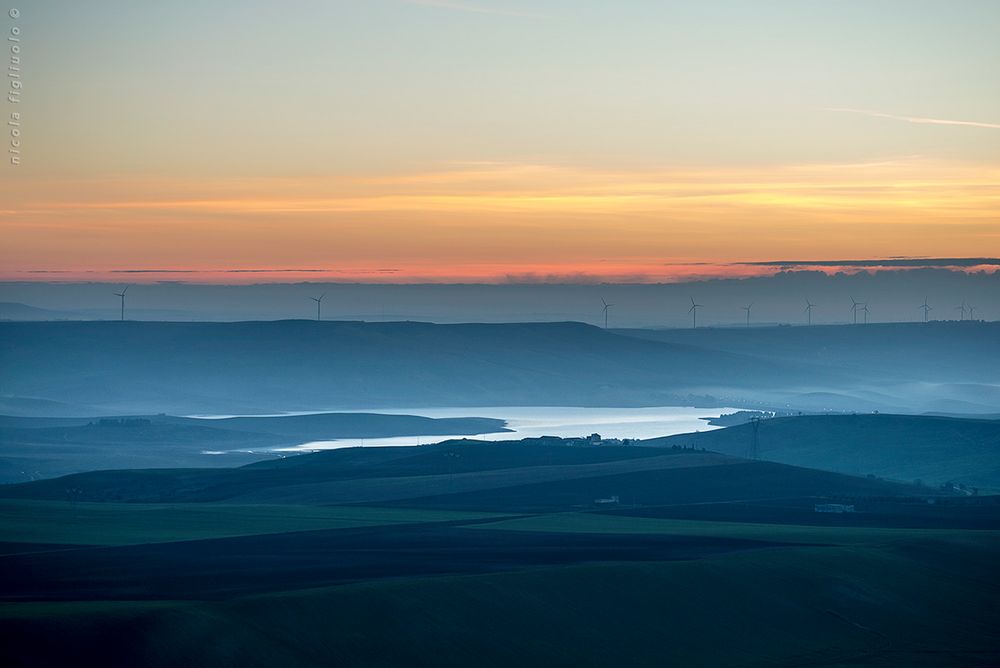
[188,406,737,453]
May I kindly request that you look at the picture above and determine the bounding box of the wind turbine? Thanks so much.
[742,303,753,328]
[920,298,932,323]
[969,305,977,321]
[688,297,703,329]
[850,297,860,325]
[861,303,870,324]
[113,286,129,321]
[955,301,967,321]
[804,299,815,326]
[601,297,613,329]
[310,293,326,321]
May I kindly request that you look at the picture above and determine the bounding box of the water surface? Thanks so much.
[233,406,740,452]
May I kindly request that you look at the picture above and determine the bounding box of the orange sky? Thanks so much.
[3,159,998,282]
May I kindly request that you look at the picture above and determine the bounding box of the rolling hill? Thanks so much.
[620,322,1000,413]
[0,412,508,483]
[644,413,1000,490]
[0,438,936,507]
[0,320,827,416]
[1,436,997,667]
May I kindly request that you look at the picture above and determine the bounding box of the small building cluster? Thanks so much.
[92,418,152,428]
[582,433,631,446]
[814,503,855,513]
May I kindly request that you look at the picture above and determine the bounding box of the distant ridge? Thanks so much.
[644,413,1000,490]
[0,320,815,416]
[3,320,999,416]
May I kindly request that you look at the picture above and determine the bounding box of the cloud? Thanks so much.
[825,108,1000,130]
[742,258,1000,268]
[402,0,545,19]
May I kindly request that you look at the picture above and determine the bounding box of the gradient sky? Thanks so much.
[3,0,999,282]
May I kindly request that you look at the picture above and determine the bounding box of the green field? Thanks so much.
[2,524,998,667]
[2,436,999,666]
[0,499,507,547]
[473,510,1000,547]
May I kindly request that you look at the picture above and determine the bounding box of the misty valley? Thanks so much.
[1,319,999,667]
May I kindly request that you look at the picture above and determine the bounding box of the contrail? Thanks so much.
[825,107,1000,130]
[403,0,545,18]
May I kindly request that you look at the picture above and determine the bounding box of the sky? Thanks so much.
[2,0,999,283]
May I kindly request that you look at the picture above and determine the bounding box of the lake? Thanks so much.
[209,406,740,452]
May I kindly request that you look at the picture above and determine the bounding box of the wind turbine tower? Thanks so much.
[310,293,326,321]
[742,303,753,328]
[850,297,860,325]
[955,301,967,321]
[861,303,870,325]
[113,286,129,321]
[805,300,815,326]
[920,298,932,323]
[601,297,613,329]
[688,297,703,329]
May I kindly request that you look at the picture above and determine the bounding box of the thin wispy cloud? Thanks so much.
[402,0,545,19]
[742,258,1000,268]
[826,108,1000,130]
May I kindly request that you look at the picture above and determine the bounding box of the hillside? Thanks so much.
[0,320,819,416]
[619,321,1000,385]
[645,413,1000,490]
[0,412,508,483]
[620,322,1000,413]
[0,438,933,507]
[1,437,996,667]
[4,531,999,667]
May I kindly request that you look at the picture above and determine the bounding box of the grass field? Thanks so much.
[473,509,1000,547]
[0,500,507,547]
[2,529,998,667]
[2,438,998,666]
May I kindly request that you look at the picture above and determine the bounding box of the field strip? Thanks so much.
[0,501,511,547]
[225,452,742,504]
[469,511,1000,546]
